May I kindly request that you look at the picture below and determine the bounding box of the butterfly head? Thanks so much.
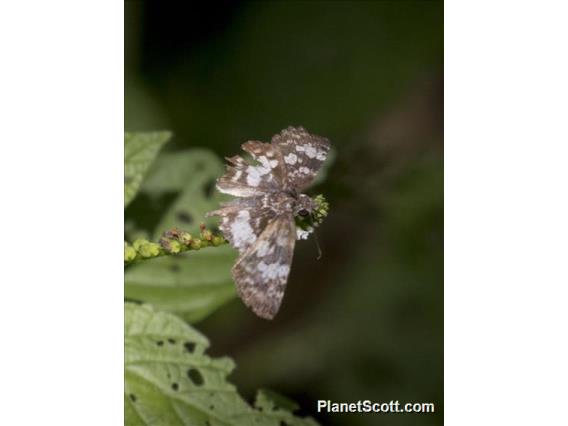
[293,194,316,218]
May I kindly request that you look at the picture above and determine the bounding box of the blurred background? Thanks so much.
[125,1,443,425]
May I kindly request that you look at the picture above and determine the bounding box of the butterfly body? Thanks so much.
[207,127,330,319]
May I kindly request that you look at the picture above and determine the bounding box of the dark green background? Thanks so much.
[125,1,443,425]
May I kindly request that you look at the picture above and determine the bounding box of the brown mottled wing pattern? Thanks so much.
[206,195,279,252]
[271,126,331,191]
[231,213,296,319]
[216,141,284,197]
[208,127,330,319]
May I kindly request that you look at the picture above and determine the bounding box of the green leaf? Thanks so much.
[125,246,237,323]
[141,150,214,195]
[141,149,228,238]
[253,389,322,426]
[125,303,318,426]
[125,131,172,207]
[255,389,299,413]
[125,148,237,322]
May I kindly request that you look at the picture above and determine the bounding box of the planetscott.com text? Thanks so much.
[317,400,435,414]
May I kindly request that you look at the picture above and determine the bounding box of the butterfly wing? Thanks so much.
[216,141,285,197]
[271,126,331,191]
[206,195,278,252]
[231,213,296,319]
[210,127,331,319]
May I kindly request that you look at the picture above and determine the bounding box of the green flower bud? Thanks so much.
[169,240,182,253]
[179,232,192,245]
[160,238,182,254]
[124,244,137,262]
[138,242,161,258]
[201,229,213,241]
[132,238,150,251]
[212,235,225,246]
[311,194,329,225]
[190,239,202,250]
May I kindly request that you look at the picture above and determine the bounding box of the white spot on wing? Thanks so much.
[257,262,290,280]
[230,210,256,248]
[304,145,317,158]
[246,165,270,186]
[217,185,261,197]
[258,156,278,169]
[284,153,298,165]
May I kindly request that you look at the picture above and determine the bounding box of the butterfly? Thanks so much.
[207,126,331,319]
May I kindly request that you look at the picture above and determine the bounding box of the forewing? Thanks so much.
[206,195,278,253]
[232,214,296,319]
[241,140,286,186]
[271,126,331,191]
[216,141,284,197]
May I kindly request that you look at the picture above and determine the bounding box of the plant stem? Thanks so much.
[124,224,227,266]
[124,194,329,266]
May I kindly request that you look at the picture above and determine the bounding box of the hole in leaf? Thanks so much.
[184,342,196,353]
[209,405,215,410]
[279,422,289,426]
[129,394,137,402]
[172,383,179,391]
[204,178,216,198]
[169,264,181,273]
[176,210,193,224]
[187,368,204,386]
[168,338,176,344]
[156,341,164,346]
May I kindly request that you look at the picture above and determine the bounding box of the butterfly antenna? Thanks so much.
[313,228,323,260]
